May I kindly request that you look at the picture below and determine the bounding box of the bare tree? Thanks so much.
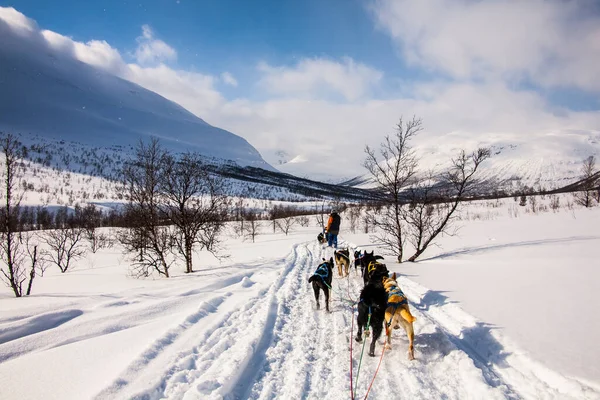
[363,116,421,262]
[243,210,262,243]
[549,195,560,212]
[573,155,598,208]
[119,138,173,277]
[276,216,298,235]
[24,233,49,294]
[529,195,538,214]
[233,197,247,237]
[78,204,111,253]
[161,152,228,273]
[404,148,490,261]
[269,204,284,233]
[43,227,86,273]
[273,205,300,235]
[314,202,328,232]
[519,194,527,207]
[362,213,370,234]
[0,133,42,297]
[297,215,310,227]
[347,206,361,233]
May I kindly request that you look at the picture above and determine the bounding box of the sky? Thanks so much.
[1,1,600,179]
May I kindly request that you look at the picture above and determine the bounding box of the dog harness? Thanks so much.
[335,250,350,260]
[386,282,408,307]
[384,280,408,331]
[367,261,384,275]
[313,262,330,280]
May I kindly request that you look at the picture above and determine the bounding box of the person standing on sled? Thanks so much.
[325,210,341,248]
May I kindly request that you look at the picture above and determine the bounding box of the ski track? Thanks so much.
[0,271,258,365]
[87,241,600,400]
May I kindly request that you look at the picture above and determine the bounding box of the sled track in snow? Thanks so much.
[96,242,600,400]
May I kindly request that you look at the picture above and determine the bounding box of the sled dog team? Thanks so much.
[308,247,416,360]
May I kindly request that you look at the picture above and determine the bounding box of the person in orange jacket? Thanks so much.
[325,210,341,248]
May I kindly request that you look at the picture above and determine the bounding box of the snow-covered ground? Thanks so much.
[1,198,599,399]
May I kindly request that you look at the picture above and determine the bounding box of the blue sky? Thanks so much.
[3,0,419,98]
[1,1,599,179]
[5,0,598,108]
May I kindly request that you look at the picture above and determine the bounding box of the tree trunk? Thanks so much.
[26,246,37,295]
[185,240,193,273]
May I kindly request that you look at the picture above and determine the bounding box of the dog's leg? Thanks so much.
[355,322,363,343]
[338,263,343,277]
[369,323,383,357]
[324,287,330,312]
[355,309,365,342]
[406,321,415,360]
[312,284,320,310]
[384,310,394,350]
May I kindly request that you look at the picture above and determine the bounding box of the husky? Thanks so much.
[308,257,334,312]
[334,248,351,277]
[383,273,417,360]
[355,267,388,356]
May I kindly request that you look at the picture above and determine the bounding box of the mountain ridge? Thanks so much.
[0,13,274,171]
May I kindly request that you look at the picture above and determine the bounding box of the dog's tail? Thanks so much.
[308,275,317,283]
[400,308,416,323]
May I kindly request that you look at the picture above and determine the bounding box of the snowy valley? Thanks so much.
[1,4,600,400]
[0,197,599,400]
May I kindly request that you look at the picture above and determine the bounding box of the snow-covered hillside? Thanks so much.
[0,11,273,171]
[349,130,600,192]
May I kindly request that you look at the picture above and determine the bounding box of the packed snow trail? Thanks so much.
[93,241,599,400]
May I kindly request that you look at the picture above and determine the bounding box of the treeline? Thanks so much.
[12,204,123,232]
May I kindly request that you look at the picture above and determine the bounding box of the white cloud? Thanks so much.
[125,64,224,116]
[75,39,125,73]
[369,0,600,91]
[134,24,177,65]
[221,72,238,87]
[0,6,37,33]
[257,57,383,101]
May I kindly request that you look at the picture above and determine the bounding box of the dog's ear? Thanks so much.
[392,272,396,280]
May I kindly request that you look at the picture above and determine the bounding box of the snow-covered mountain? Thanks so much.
[344,130,600,193]
[0,13,273,171]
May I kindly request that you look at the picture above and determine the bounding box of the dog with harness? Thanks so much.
[355,263,389,357]
[361,251,386,285]
[383,272,417,360]
[308,257,334,312]
[334,248,351,277]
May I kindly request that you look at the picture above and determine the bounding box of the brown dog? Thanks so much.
[333,248,350,277]
[383,273,416,360]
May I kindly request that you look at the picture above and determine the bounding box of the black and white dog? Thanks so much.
[308,257,334,312]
